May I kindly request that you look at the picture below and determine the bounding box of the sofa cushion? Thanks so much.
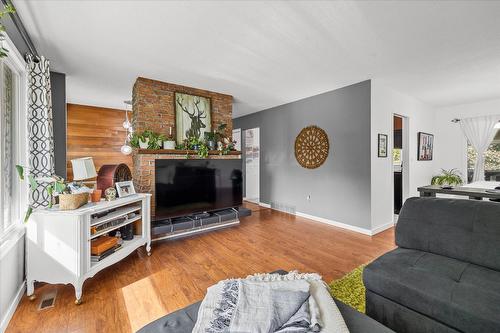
[364,248,500,333]
[396,197,500,271]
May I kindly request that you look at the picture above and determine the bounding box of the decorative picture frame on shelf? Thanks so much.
[175,92,212,143]
[115,181,136,198]
[378,134,388,157]
[417,132,434,161]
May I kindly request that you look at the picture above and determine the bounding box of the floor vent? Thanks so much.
[38,291,57,310]
[270,201,296,215]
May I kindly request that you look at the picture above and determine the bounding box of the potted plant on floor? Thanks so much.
[431,169,464,188]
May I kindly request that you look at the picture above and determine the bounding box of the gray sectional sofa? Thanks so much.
[364,197,500,333]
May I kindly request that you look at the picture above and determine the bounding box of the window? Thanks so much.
[0,36,27,239]
[467,129,500,182]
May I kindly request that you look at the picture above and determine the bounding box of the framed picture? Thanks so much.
[115,181,136,198]
[175,92,211,143]
[417,132,434,161]
[378,134,388,157]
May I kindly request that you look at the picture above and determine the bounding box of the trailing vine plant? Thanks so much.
[0,3,15,58]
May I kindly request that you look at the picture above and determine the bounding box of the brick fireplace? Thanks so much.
[131,77,239,219]
[132,77,233,135]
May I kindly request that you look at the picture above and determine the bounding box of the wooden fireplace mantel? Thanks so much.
[137,149,241,155]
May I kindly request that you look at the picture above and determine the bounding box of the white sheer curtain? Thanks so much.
[460,115,500,182]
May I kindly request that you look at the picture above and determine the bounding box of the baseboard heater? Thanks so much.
[151,207,251,242]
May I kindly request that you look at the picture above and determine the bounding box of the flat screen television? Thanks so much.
[155,159,243,220]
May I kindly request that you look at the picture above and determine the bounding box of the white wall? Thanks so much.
[0,229,25,332]
[434,98,500,180]
[371,80,436,231]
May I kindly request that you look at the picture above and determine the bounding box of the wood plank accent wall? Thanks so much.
[67,104,132,181]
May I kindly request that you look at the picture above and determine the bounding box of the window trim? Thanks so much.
[0,33,28,244]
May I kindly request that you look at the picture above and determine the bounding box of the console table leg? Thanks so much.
[74,282,83,305]
[27,280,36,300]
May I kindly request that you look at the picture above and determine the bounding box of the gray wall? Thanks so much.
[50,71,67,178]
[234,80,372,229]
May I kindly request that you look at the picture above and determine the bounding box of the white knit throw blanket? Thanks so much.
[192,271,350,333]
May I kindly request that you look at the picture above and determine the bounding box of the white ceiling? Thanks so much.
[14,0,500,117]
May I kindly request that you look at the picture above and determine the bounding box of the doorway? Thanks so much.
[393,115,405,214]
[244,127,260,203]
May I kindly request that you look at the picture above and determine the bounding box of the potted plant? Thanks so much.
[130,130,165,149]
[163,134,176,150]
[137,132,149,149]
[220,140,237,155]
[163,127,176,149]
[15,166,89,222]
[204,131,217,150]
[147,131,165,150]
[431,169,464,188]
[188,136,201,151]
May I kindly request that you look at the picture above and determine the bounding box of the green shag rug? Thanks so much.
[328,265,366,313]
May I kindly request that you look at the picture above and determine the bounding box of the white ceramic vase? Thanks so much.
[139,138,149,149]
[163,140,176,150]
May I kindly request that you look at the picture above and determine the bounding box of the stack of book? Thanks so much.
[91,235,122,263]
[91,244,122,263]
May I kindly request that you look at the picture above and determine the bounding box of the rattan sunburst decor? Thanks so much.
[294,125,330,169]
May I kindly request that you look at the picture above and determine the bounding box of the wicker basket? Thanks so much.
[58,193,89,210]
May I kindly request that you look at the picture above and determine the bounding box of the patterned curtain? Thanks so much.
[27,55,55,208]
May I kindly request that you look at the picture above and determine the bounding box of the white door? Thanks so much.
[244,128,260,203]
[232,128,241,151]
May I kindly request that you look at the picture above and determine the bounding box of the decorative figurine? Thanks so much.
[104,187,117,201]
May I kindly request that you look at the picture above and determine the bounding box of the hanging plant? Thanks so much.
[0,3,15,58]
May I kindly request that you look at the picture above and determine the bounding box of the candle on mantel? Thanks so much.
[169,126,172,136]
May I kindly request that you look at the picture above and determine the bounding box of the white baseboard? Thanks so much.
[295,211,373,235]
[371,221,395,235]
[254,202,393,236]
[0,280,25,332]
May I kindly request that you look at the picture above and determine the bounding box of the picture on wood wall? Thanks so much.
[175,92,211,143]
[417,132,434,161]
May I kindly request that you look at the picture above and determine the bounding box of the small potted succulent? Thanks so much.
[431,169,464,189]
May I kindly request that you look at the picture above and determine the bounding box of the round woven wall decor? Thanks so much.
[294,125,330,169]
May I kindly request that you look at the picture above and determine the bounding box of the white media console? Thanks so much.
[26,194,151,304]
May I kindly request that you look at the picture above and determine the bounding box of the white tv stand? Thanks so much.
[26,194,151,304]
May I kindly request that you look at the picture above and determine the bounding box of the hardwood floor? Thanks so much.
[7,203,395,333]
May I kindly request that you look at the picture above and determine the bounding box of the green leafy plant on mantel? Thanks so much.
[176,136,210,158]
[0,3,15,58]
[130,130,166,149]
[431,168,464,187]
[15,165,69,222]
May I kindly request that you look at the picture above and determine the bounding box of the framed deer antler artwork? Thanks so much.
[175,92,212,143]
